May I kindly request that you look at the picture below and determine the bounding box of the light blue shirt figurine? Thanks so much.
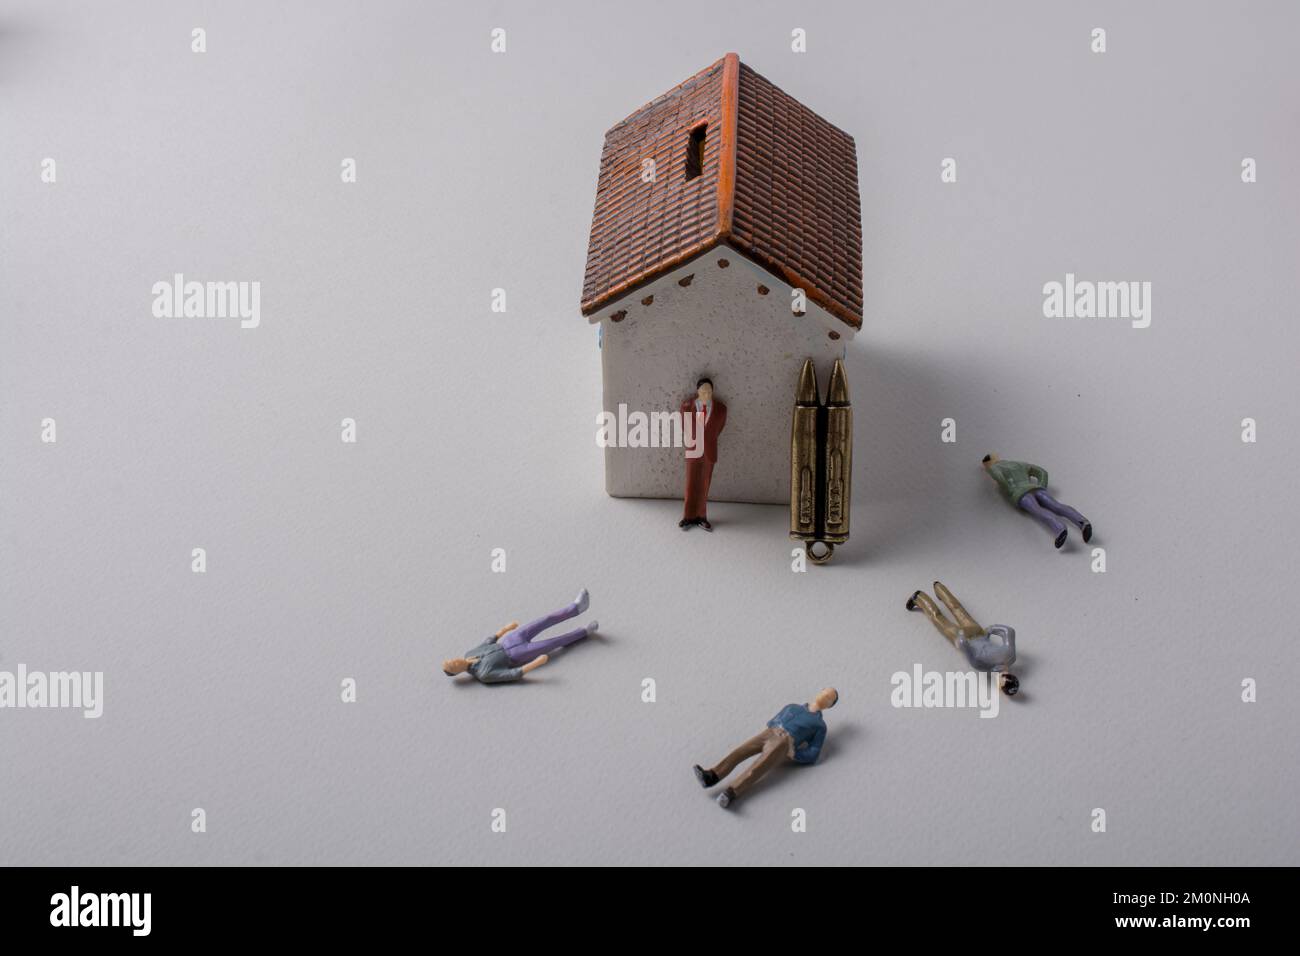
[907,582,1021,696]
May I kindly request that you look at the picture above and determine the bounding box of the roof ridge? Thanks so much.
[604,54,730,135]
[716,52,740,240]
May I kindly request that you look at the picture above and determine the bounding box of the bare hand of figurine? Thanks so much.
[520,654,550,675]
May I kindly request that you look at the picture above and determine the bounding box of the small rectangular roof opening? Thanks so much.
[685,123,707,180]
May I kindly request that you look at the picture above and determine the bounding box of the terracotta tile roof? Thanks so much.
[581,53,863,329]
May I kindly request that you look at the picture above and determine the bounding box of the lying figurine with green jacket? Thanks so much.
[982,453,1093,549]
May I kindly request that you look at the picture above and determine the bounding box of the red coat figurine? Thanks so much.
[679,377,727,531]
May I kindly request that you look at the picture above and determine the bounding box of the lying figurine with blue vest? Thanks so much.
[693,689,838,809]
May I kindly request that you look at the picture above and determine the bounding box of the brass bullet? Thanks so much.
[822,359,852,543]
[788,357,853,563]
[790,359,820,541]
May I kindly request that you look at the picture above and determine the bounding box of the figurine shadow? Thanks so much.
[1019,519,1098,554]
[1065,528,1100,553]
[836,344,1104,566]
[824,345,966,566]
[1010,650,1034,679]
[691,501,782,532]
[449,674,532,691]
[813,720,863,764]
[448,670,561,690]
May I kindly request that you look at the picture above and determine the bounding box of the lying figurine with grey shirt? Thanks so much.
[442,589,597,684]
[906,582,1019,695]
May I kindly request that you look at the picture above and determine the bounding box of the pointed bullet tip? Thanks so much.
[795,358,819,405]
[827,359,850,405]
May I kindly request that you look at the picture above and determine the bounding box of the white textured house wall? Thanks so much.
[595,248,852,504]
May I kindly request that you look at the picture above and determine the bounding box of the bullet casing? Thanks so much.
[822,360,852,543]
[789,357,853,558]
[790,359,820,539]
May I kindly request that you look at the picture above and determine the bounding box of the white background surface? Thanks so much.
[3,0,1298,865]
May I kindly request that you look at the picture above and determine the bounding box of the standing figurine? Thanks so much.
[693,688,838,809]
[982,453,1093,549]
[906,582,1019,695]
[679,377,727,531]
[442,589,598,684]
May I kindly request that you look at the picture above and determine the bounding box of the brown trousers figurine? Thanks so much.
[704,728,793,798]
[694,690,836,808]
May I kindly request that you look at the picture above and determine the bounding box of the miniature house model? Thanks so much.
[581,53,864,504]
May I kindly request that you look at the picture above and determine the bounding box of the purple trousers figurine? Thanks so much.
[1018,489,1091,548]
[501,592,593,665]
[984,455,1094,549]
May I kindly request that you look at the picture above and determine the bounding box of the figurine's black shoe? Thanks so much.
[716,787,737,809]
[679,518,692,530]
[1054,529,1067,549]
[1081,521,1093,543]
[699,518,713,532]
[906,591,920,611]
[1000,673,1020,696]
[693,765,718,788]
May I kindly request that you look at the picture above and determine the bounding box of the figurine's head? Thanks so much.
[696,377,714,404]
[982,453,1000,469]
[441,658,471,676]
[999,673,1020,697]
[811,687,839,711]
